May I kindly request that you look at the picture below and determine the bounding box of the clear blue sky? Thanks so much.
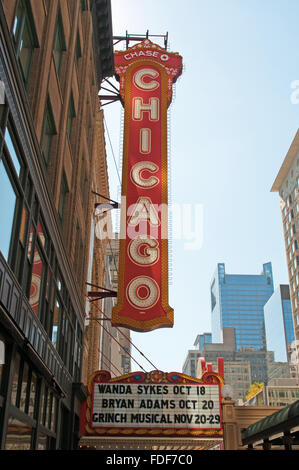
[103,0,299,373]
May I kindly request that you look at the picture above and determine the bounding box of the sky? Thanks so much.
[102,0,299,373]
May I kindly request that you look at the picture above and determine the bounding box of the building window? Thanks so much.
[53,11,66,77]
[28,242,45,316]
[0,339,5,394]
[58,171,69,221]
[66,93,75,141]
[12,0,38,85]
[80,153,88,207]
[75,33,82,67]
[51,297,61,348]
[41,99,56,168]
[0,158,18,261]
[5,416,32,450]
[4,127,23,177]
[80,0,88,10]
[28,371,37,419]
[5,350,59,449]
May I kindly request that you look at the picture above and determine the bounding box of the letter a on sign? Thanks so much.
[112,39,183,332]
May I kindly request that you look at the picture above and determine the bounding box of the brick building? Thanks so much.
[0,0,114,450]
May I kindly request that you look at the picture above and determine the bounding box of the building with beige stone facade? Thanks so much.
[88,232,131,378]
[244,378,299,407]
[271,129,299,374]
[102,233,131,377]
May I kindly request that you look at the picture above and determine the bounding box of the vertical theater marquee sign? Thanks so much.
[112,39,183,332]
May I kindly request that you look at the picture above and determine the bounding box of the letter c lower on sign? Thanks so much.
[126,276,160,310]
[131,161,159,188]
[134,68,159,91]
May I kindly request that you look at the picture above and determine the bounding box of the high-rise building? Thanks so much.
[193,333,212,351]
[0,0,113,450]
[211,262,274,351]
[271,130,299,370]
[210,360,252,403]
[182,328,291,401]
[183,329,269,395]
[264,285,295,363]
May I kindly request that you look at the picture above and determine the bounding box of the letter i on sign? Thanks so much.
[112,39,183,332]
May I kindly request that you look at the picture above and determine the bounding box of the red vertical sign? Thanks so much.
[112,39,182,332]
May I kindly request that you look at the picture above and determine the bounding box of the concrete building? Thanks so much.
[83,112,112,382]
[267,357,293,382]
[183,328,269,385]
[98,233,131,377]
[0,0,114,450]
[211,263,274,351]
[183,328,292,401]
[271,130,299,373]
[264,285,295,363]
[208,360,252,403]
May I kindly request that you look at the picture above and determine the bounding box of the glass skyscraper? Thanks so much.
[211,263,274,351]
[194,333,212,350]
[264,285,295,362]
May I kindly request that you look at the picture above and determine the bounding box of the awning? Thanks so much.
[242,400,299,445]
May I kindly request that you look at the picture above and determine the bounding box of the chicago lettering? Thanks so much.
[112,39,182,330]
[126,67,161,311]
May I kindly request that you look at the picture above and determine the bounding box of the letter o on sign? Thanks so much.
[126,276,160,309]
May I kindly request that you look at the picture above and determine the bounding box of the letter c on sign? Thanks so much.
[134,68,159,91]
[131,161,159,188]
